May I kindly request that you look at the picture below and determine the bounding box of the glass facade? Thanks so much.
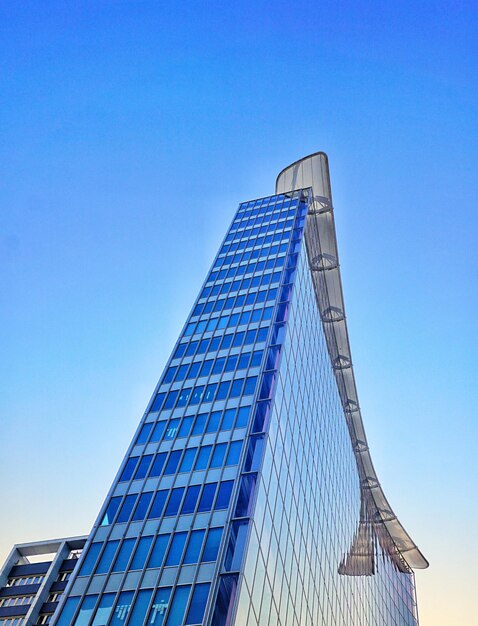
[52,167,422,625]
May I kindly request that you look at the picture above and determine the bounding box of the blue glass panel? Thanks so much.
[119,457,139,482]
[203,382,217,402]
[72,594,98,626]
[205,411,221,433]
[78,542,101,576]
[164,586,191,626]
[223,520,249,571]
[185,583,211,625]
[150,392,166,412]
[164,419,180,440]
[165,532,188,566]
[112,538,135,572]
[178,416,194,437]
[243,435,264,472]
[55,596,80,626]
[183,530,205,565]
[109,590,134,625]
[144,532,169,569]
[198,483,217,512]
[132,492,153,521]
[234,473,257,517]
[164,450,182,475]
[216,381,230,400]
[229,379,243,398]
[244,376,257,395]
[179,448,197,473]
[91,593,115,626]
[163,366,177,383]
[130,536,153,570]
[149,453,167,477]
[181,485,200,514]
[164,390,179,410]
[150,421,166,442]
[136,422,153,445]
[146,587,172,625]
[95,540,119,574]
[194,446,212,470]
[220,409,235,430]
[148,490,168,519]
[210,443,227,468]
[202,527,223,562]
[192,413,207,435]
[128,589,153,624]
[164,487,184,516]
[235,406,251,428]
[215,481,234,510]
[225,441,242,466]
[100,497,121,526]
[135,455,153,479]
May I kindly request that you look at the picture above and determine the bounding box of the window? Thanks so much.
[210,443,227,468]
[150,392,166,412]
[192,413,207,435]
[112,538,135,572]
[185,583,210,625]
[109,591,134,626]
[205,411,221,433]
[221,409,235,430]
[194,446,212,471]
[164,419,180,440]
[135,455,153,480]
[133,491,153,522]
[163,366,177,383]
[136,422,153,445]
[119,457,139,482]
[117,494,137,523]
[243,376,257,395]
[199,360,213,377]
[150,421,166,442]
[78,543,101,576]
[164,586,190,626]
[146,588,171,626]
[216,381,230,401]
[96,540,119,574]
[236,406,251,428]
[164,487,184,516]
[212,357,225,375]
[179,448,197,473]
[165,532,188,566]
[198,483,217,512]
[226,441,242,465]
[183,530,205,565]
[130,536,153,570]
[164,450,182,475]
[148,490,168,519]
[181,485,200,514]
[147,534,170,569]
[91,593,115,626]
[178,416,194,438]
[202,527,223,562]
[72,594,97,626]
[229,379,244,398]
[215,481,234,510]
[100,497,121,526]
[55,597,81,626]
[149,453,167,477]
[128,590,153,625]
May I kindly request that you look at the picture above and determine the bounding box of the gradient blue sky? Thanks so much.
[1,2,477,624]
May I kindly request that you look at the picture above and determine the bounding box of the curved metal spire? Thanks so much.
[276,152,428,570]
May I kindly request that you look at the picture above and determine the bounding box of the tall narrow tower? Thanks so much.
[52,153,427,626]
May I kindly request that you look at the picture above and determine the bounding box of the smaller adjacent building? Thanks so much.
[0,537,87,626]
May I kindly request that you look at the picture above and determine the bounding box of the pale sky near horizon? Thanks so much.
[1,2,477,625]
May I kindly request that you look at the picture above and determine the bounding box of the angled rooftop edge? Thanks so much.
[276,152,428,570]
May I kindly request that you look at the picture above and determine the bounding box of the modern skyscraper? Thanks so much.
[50,153,427,626]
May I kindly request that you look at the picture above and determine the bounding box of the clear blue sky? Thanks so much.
[1,2,476,624]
